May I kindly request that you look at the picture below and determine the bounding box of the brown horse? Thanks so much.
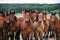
[5,13,10,40]
[30,10,39,40]
[5,11,20,40]
[49,14,60,40]
[31,10,37,22]
[42,12,50,39]
[0,11,6,40]
[33,12,45,40]
[21,10,34,40]
[9,13,20,40]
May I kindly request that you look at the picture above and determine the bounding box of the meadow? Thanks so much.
[15,13,60,19]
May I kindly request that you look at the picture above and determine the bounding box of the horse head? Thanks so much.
[38,12,43,23]
[31,10,38,23]
[50,15,57,24]
[23,9,31,23]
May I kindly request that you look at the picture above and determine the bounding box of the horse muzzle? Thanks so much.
[43,20,45,22]
[38,20,42,23]
[25,19,30,23]
[33,19,37,23]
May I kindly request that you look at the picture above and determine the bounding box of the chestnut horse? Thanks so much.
[0,12,6,40]
[30,10,39,40]
[42,12,50,39]
[5,12,20,40]
[5,12,11,40]
[21,11,34,40]
[33,12,45,40]
[49,15,60,40]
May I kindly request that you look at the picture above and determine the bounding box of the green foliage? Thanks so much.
[0,4,60,13]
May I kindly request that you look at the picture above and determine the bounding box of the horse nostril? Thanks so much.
[38,21,41,23]
[43,20,45,22]
[25,20,29,23]
[33,19,36,22]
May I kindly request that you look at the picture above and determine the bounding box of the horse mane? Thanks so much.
[36,15,38,21]
[14,16,17,21]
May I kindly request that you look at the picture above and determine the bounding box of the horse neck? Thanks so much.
[0,16,4,18]
[0,14,3,17]
[38,20,45,29]
[10,20,16,26]
[5,16,10,21]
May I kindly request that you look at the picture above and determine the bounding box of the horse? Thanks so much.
[9,13,20,40]
[15,17,22,40]
[30,10,39,40]
[21,10,34,40]
[49,14,60,40]
[0,11,6,40]
[33,12,45,40]
[5,11,20,40]
[30,10,37,22]
[42,12,50,39]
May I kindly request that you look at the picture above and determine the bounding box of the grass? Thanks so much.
[15,13,59,19]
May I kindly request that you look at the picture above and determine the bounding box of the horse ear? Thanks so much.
[31,10,36,14]
[10,11,15,14]
[43,11,47,15]
[6,11,10,16]
[38,11,42,14]
[23,9,30,13]
[0,11,5,17]
[51,12,56,15]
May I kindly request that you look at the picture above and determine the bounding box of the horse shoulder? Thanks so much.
[55,20,60,29]
[20,20,27,30]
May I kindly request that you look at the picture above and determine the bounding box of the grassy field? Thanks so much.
[15,13,59,19]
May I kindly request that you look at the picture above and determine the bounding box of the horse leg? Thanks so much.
[6,32,9,40]
[43,32,48,40]
[3,29,8,40]
[22,33,27,40]
[0,34,3,40]
[0,29,3,40]
[56,32,60,40]
[26,34,29,40]
[27,32,34,40]
[15,30,20,40]
[23,36,27,40]
[39,31,43,40]
[34,31,38,40]
[10,32,14,40]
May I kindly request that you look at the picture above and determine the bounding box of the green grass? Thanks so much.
[15,13,59,19]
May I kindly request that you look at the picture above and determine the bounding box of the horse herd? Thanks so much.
[0,9,60,40]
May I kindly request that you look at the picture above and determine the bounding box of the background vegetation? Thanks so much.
[0,4,60,13]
